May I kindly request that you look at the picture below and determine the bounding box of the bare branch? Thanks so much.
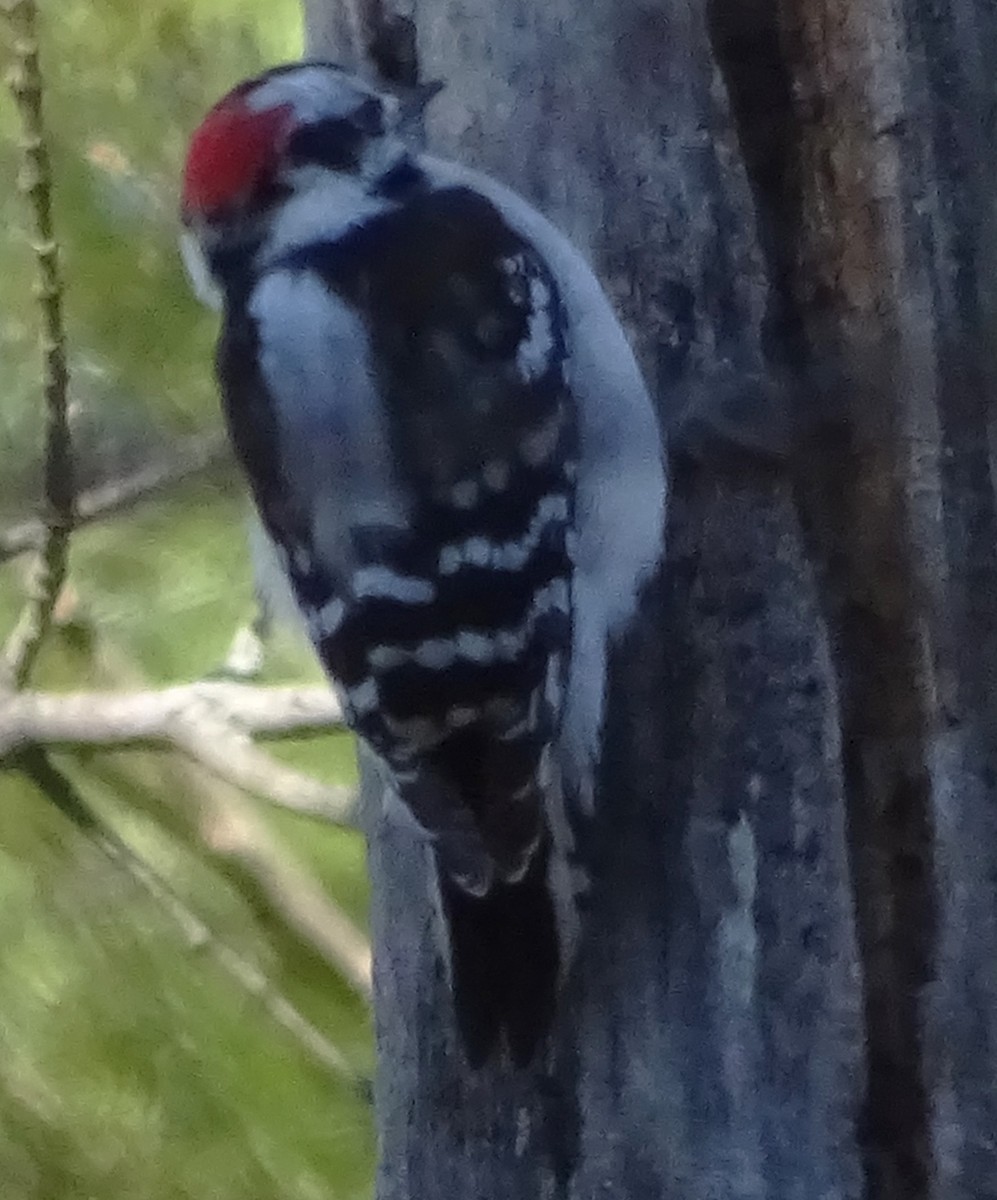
[1,0,74,689]
[0,681,342,751]
[0,681,354,822]
[202,794,372,1000]
[16,747,369,1093]
[170,715,357,825]
[0,432,229,565]
[78,631,371,1003]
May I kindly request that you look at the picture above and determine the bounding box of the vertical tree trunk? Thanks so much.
[305,2,997,1196]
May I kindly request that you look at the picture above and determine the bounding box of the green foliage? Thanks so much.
[1,2,378,1197]
[0,0,302,511]
[0,767,374,1200]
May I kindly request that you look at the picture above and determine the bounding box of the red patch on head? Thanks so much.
[182,98,293,218]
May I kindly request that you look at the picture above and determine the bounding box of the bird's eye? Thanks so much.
[287,116,367,171]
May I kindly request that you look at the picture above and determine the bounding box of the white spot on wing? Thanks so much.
[368,644,408,669]
[352,566,435,603]
[456,631,496,663]
[367,624,532,674]
[348,678,379,714]
[495,628,527,658]
[537,493,570,525]
[310,597,346,638]
[436,494,569,575]
[451,480,479,509]
[446,706,477,729]
[520,412,563,466]
[463,537,492,567]
[414,638,456,669]
[383,713,440,745]
[532,577,570,617]
[516,275,555,382]
[290,545,314,575]
[483,460,511,492]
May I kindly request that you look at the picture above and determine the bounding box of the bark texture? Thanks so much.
[305,2,997,1196]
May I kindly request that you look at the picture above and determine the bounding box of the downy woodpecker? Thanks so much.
[181,61,666,1065]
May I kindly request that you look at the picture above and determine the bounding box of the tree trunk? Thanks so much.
[304,2,997,1196]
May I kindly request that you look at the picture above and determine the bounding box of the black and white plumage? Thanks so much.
[181,62,667,1066]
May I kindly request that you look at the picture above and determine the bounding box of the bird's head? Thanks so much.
[180,61,415,225]
[180,61,425,301]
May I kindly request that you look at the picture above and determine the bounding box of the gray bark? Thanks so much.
[305,1,997,1196]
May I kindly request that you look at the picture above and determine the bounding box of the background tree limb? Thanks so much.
[0,432,228,565]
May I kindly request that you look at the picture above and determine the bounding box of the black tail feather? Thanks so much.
[438,842,559,1068]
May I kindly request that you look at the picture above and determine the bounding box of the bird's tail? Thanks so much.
[437,839,559,1068]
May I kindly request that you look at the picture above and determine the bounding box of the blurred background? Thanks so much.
[0,2,376,1196]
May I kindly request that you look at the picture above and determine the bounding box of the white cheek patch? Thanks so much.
[264,172,389,258]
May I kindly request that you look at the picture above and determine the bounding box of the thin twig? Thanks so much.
[15,747,370,1096]
[0,432,229,564]
[1,0,74,689]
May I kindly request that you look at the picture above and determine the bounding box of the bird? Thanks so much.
[180,60,667,1066]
